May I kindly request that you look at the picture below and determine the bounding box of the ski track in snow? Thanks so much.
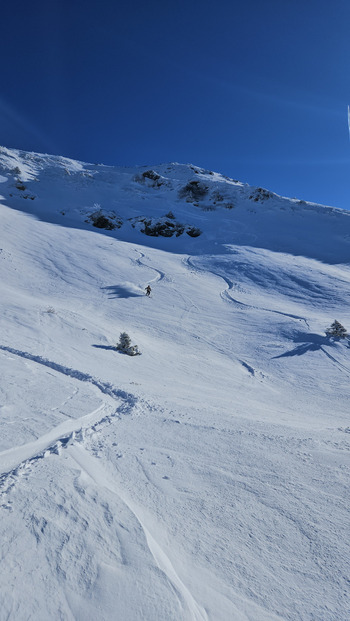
[319,346,350,376]
[134,251,203,338]
[69,444,209,621]
[0,342,208,619]
[0,345,139,505]
[133,249,167,284]
[50,386,80,416]
[184,256,311,328]
[273,342,350,376]
[0,345,137,404]
[138,254,267,381]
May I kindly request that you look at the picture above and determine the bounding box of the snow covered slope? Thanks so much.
[0,146,349,620]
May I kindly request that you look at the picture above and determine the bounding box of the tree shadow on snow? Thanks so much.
[273,332,335,359]
[102,285,143,299]
[92,344,116,351]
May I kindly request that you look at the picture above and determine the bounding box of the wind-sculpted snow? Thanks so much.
[69,444,209,621]
[0,146,349,620]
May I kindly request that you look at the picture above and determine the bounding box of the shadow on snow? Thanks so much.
[102,285,144,299]
[273,332,340,359]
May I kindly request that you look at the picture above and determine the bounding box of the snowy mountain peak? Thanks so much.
[1,145,349,263]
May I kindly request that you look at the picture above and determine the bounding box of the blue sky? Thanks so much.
[1,0,350,209]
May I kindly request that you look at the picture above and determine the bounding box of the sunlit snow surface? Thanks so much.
[0,147,349,620]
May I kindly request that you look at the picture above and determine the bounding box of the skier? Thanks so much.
[145,285,151,297]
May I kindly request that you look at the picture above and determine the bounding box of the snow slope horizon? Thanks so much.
[0,146,349,620]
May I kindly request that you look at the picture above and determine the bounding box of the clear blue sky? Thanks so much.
[1,0,350,209]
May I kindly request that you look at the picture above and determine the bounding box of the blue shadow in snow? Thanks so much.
[92,344,116,351]
[102,285,143,299]
[273,332,335,359]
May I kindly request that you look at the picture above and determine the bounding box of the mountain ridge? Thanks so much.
[1,145,350,263]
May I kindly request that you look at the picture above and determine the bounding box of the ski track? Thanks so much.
[133,249,167,284]
[69,443,208,621]
[185,256,310,327]
[0,401,119,508]
[50,386,80,416]
[0,345,139,505]
[319,346,350,376]
[0,345,137,404]
[0,344,209,619]
[178,257,261,365]
[175,284,201,327]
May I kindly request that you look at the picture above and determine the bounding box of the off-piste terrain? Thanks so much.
[0,146,349,620]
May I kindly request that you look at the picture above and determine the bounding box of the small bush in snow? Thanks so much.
[116,332,141,355]
[325,320,348,339]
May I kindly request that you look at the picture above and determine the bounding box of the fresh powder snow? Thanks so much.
[0,146,349,620]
